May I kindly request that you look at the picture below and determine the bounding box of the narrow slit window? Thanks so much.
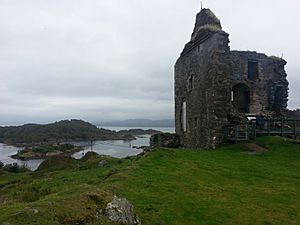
[194,117,198,127]
[188,75,194,91]
[181,101,187,132]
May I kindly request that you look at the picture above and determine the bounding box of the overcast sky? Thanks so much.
[0,0,299,125]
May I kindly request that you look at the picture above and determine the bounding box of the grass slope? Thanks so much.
[0,136,299,225]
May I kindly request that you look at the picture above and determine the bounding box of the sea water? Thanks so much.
[0,127,174,170]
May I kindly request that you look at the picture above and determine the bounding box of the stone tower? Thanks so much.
[174,8,288,149]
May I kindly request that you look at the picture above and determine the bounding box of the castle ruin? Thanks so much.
[174,9,289,149]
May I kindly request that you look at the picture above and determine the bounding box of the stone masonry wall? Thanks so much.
[174,8,288,149]
[175,31,230,148]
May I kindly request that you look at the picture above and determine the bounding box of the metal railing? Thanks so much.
[224,118,300,142]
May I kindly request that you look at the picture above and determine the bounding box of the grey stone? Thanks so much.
[150,133,181,148]
[105,196,141,225]
[25,207,39,214]
[0,197,8,204]
[174,8,288,149]
[98,160,108,167]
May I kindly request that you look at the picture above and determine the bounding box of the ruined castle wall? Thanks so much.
[175,37,288,149]
[227,51,288,115]
[175,31,230,148]
[174,8,289,149]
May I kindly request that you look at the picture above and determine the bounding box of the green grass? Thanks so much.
[0,136,299,225]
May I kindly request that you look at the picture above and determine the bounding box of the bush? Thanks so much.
[0,160,3,168]
[3,163,30,173]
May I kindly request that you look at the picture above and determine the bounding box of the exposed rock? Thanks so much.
[133,145,150,150]
[81,151,99,161]
[105,168,117,179]
[25,207,39,214]
[98,160,109,167]
[150,133,181,148]
[136,146,153,156]
[245,143,268,154]
[105,196,141,225]
[0,197,9,204]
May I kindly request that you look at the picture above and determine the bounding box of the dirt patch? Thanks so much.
[244,143,268,154]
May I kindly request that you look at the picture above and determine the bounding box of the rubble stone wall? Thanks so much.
[174,9,288,149]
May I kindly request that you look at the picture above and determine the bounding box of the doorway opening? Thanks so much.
[272,86,284,112]
[232,84,250,113]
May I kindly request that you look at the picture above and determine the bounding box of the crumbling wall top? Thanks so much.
[179,8,227,57]
[191,8,222,41]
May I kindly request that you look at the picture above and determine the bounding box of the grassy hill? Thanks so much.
[0,136,299,225]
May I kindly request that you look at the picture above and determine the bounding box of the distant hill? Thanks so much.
[99,119,175,127]
[118,129,162,136]
[0,119,133,145]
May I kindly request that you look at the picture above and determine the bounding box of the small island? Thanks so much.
[0,119,135,146]
[0,119,163,146]
[11,143,82,160]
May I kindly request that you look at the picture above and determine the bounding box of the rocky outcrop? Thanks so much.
[150,133,181,148]
[98,160,109,167]
[105,196,141,225]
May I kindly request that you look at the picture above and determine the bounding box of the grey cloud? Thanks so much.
[0,0,299,125]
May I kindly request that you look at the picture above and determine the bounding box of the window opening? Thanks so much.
[194,117,198,128]
[248,61,259,80]
[181,101,187,132]
[272,86,284,112]
[188,75,194,91]
[232,84,250,113]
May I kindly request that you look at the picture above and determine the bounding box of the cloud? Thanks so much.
[0,0,299,125]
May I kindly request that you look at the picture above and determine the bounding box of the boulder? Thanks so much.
[150,133,181,148]
[105,196,141,225]
[98,160,108,167]
[25,207,39,214]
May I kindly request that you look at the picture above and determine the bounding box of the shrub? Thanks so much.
[3,163,30,173]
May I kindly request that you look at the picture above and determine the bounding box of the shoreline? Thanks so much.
[0,136,137,148]
[0,133,153,164]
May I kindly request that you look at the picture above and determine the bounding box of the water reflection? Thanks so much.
[72,135,149,159]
